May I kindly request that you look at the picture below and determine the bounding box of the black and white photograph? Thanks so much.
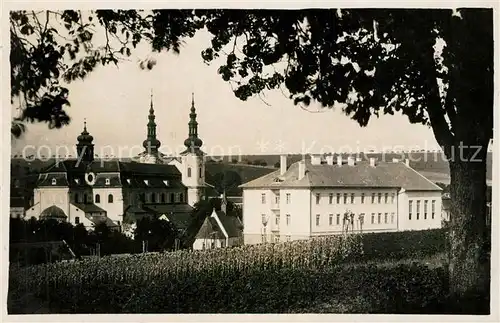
[3,1,498,318]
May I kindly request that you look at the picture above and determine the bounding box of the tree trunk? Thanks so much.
[447,145,490,313]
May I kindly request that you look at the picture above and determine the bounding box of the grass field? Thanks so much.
[8,230,460,314]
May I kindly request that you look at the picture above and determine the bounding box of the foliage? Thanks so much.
[134,217,177,251]
[8,233,461,314]
[211,170,242,195]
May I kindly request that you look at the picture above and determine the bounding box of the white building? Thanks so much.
[240,155,443,244]
[25,94,208,229]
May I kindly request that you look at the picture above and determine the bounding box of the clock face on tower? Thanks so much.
[85,172,96,186]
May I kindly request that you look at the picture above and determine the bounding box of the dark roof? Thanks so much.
[40,205,67,219]
[144,204,194,230]
[118,161,181,176]
[195,217,225,240]
[72,203,107,213]
[10,197,25,208]
[214,211,243,238]
[240,159,441,191]
[85,214,117,227]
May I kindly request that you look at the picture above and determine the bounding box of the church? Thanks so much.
[25,94,209,234]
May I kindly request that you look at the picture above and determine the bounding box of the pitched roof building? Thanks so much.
[240,155,443,245]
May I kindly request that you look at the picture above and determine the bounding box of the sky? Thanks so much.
[10,27,440,158]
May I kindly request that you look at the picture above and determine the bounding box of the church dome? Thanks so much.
[77,121,93,143]
[40,205,67,220]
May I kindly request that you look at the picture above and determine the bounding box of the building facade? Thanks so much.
[241,155,443,244]
[26,94,209,230]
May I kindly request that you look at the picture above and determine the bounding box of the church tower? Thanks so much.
[180,93,206,206]
[139,91,162,164]
[76,120,94,164]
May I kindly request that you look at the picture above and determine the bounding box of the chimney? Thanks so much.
[326,155,334,165]
[392,158,400,163]
[370,158,376,167]
[280,155,287,175]
[310,154,321,165]
[405,159,410,167]
[337,155,343,166]
[347,156,355,166]
[298,160,306,180]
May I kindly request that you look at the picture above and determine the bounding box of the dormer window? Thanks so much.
[144,179,149,186]
[51,178,57,185]
[105,178,110,185]
[163,180,169,186]
[126,179,131,185]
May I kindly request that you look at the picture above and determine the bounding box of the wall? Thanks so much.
[309,188,399,236]
[398,190,442,231]
[69,203,94,228]
[92,187,123,223]
[243,189,274,244]
[279,188,312,241]
[193,237,225,250]
[28,187,70,221]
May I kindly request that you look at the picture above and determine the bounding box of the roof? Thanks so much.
[195,217,226,240]
[72,203,107,213]
[123,204,194,230]
[40,205,67,219]
[214,210,243,238]
[239,159,442,191]
[85,214,117,227]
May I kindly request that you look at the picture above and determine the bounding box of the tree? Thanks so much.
[11,9,492,308]
[212,170,242,196]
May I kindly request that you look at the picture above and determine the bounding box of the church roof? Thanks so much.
[40,205,67,219]
[72,203,107,213]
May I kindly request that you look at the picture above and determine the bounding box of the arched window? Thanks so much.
[84,193,88,204]
[187,167,192,177]
[199,167,202,178]
[140,193,146,203]
[74,193,79,203]
[179,193,184,203]
[151,193,156,203]
[95,194,100,203]
[108,194,114,203]
[170,193,175,204]
[161,193,166,203]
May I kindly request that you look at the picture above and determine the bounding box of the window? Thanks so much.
[343,193,348,204]
[286,214,291,226]
[316,214,320,226]
[384,193,388,204]
[391,213,395,224]
[261,193,266,204]
[141,193,146,203]
[336,193,341,204]
[161,193,166,203]
[170,193,175,203]
[286,193,291,204]
[416,200,421,220]
[329,193,333,204]
[262,214,267,226]
[432,200,436,219]
[424,200,428,219]
[187,167,192,177]
[378,193,382,204]
[371,213,375,224]
[150,193,156,203]
[275,195,280,204]
[384,213,388,224]
[275,235,280,243]
[105,178,110,185]
[108,194,113,203]
[316,193,320,204]
[95,194,100,203]
[391,193,395,204]
[329,214,333,225]
[179,193,184,203]
[275,215,280,226]
[361,193,365,204]
[75,216,80,224]
[350,193,354,204]
[51,178,57,185]
[371,193,376,204]
[84,193,88,204]
[378,213,381,224]
[336,214,340,225]
[74,193,79,203]
[409,201,413,220]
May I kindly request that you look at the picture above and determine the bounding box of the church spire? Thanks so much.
[76,118,94,163]
[143,90,161,153]
[183,93,203,154]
